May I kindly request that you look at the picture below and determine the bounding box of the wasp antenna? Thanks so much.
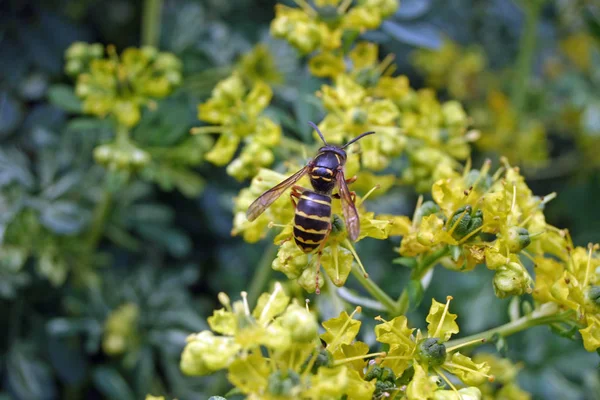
[308,121,328,145]
[341,130,376,149]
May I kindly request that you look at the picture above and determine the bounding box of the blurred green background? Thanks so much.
[1,0,599,399]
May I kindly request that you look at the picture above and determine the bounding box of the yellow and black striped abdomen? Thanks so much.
[294,191,331,253]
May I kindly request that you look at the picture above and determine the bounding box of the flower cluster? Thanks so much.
[180,284,379,399]
[102,303,139,355]
[412,39,549,168]
[316,65,476,192]
[232,166,407,293]
[183,289,504,399]
[65,42,182,128]
[191,74,282,180]
[399,159,553,298]
[65,42,183,172]
[533,240,600,352]
[271,0,397,55]
[367,296,494,399]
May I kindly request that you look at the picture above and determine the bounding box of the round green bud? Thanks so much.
[493,262,532,298]
[417,338,447,367]
[66,42,88,59]
[267,369,301,396]
[318,5,343,24]
[94,145,113,164]
[279,304,318,342]
[465,169,493,192]
[364,365,382,381]
[506,226,531,253]
[352,108,368,125]
[331,214,345,235]
[130,148,150,168]
[301,349,333,374]
[65,59,83,76]
[141,46,158,60]
[88,43,104,58]
[588,286,600,306]
[449,206,483,241]
[418,201,441,219]
[374,380,395,395]
[380,366,396,383]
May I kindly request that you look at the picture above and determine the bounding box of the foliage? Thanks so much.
[1,0,600,400]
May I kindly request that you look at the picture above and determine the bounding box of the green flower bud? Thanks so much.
[588,286,600,306]
[465,169,493,192]
[65,59,83,76]
[351,108,368,125]
[493,262,533,298]
[380,366,396,383]
[302,349,333,374]
[374,380,396,395]
[267,369,301,396]
[66,42,88,59]
[141,46,158,60]
[449,206,483,241]
[94,144,113,164]
[279,304,318,342]
[364,365,382,381]
[417,338,447,367]
[88,43,104,58]
[130,148,150,168]
[396,365,415,385]
[317,5,342,24]
[506,226,531,253]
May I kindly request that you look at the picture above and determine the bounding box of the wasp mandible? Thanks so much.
[247,121,375,253]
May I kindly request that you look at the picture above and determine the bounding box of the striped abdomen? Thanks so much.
[294,191,331,253]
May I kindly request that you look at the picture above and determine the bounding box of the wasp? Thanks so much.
[247,121,375,254]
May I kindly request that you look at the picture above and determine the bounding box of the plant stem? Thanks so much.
[247,242,278,306]
[510,0,545,113]
[445,303,569,350]
[396,246,450,315]
[142,0,163,48]
[87,184,113,251]
[350,264,398,315]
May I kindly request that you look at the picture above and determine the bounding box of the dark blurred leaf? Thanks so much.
[92,367,136,400]
[209,397,227,400]
[394,0,432,20]
[47,84,82,113]
[6,345,56,400]
[47,336,88,385]
[0,91,23,137]
[0,148,34,189]
[66,117,111,132]
[134,346,155,397]
[382,21,442,49]
[40,200,88,234]
[407,280,424,311]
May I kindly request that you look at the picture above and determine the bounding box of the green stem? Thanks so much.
[445,303,570,350]
[247,242,278,306]
[87,185,113,251]
[509,0,545,113]
[142,0,163,48]
[396,246,451,315]
[350,264,398,315]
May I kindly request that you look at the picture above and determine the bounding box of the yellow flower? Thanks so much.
[102,303,139,356]
[192,74,281,180]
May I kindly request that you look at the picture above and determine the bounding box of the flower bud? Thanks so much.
[65,59,83,76]
[302,349,333,374]
[279,304,318,342]
[180,331,240,376]
[588,286,600,306]
[417,338,447,367]
[493,262,533,298]
[506,226,531,253]
[267,369,301,396]
[297,265,325,293]
[380,366,396,383]
[88,43,104,58]
[449,206,483,241]
[364,365,382,381]
[465,169,492,192]
[66,42,89,59]
[94,144,113,164]
[130,148,150,168]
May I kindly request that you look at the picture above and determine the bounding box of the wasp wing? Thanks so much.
[246,166,309,221]
[336,169,360,241]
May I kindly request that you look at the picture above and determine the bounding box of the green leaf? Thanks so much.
[407,280,424,311]
[92,367,136,400]
[393,257,417,268]
[47,84,82,113]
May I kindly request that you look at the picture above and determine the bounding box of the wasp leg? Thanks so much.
[332,191,357,203]
[290,185,310,208]
[313,226,332,295]
[345,175,358,185]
